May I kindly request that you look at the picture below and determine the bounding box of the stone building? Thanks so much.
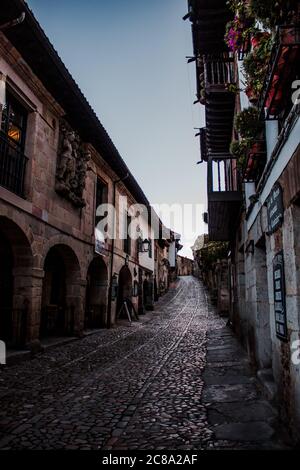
[187,0,300,441]
[192,236,230,315]
[168,232,183,284]
[176,255,194,277]
[0,1,173,352]
[154,223,171,299]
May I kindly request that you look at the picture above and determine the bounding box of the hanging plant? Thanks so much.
[226,0,252,19]
[225,83,242,94]
[234,107,263,140]
[230,139,251,169]
[199,89,206,105]
[251,31,271,49]
[242,33,272,100]
[248,0,299,28]
[225,15,255,52]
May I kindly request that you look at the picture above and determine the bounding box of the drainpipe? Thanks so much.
[0,12,25,31]
[106,172,129,329]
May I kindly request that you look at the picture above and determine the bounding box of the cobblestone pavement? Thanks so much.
[0,277,284,450]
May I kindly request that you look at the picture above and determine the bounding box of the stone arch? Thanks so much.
[0,216,35,347]
[40,235,87,278]
[143,274,154,311]
[0,216,34,268]
[117,265,133,318]
[85,256,108,329]
[40,243,84,338]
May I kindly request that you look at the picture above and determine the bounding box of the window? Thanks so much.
[1,91,27,150]
[95,177,108,227]
[0,90,28,197]
[123,212,131,255]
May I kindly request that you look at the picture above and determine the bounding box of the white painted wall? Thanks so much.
[137,214,154,272]
[266,120,279,161]
[168,241,176,268]
[247,114,300,231]
[237,59,250,110]
[244,182,256,210]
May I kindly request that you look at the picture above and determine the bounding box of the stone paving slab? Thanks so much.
[206,400,277,425]
[203,383,258,403]
[204,372,254,386]
[203,322,283,449]
[213,422,274,442]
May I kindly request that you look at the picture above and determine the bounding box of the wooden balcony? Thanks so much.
[205,92,235,155]
[204,55,235,92]
[207,155,242,241]
[258,25,300,120]
[189,0,231,55]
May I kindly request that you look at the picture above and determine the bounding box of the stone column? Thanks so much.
[65,278,86,337]
[12,267,44,347]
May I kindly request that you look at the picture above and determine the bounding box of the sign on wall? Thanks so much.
[266,183,284,234]
[273,251,288,341]
[95,228,108,256]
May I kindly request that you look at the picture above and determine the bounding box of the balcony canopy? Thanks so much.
[189,0,231,55]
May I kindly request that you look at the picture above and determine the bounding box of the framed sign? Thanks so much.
[273,251,288,341]
[95,228,108,256]
[266,183,284,234]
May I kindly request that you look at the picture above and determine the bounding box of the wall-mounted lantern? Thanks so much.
[138,237,151,253]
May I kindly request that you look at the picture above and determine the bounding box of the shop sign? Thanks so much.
[273,251,288,341]
[266,183,284,234]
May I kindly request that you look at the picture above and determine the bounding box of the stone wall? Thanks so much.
[232,145,300,441]
[177,256,194,276]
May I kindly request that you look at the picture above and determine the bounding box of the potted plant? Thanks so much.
[225,17,244,52]
[199,89,206,105]
[242,35,272,102]
[251,31,271,49]
[230,139,251,169]
[227,1,253,20]
[234,106,263,140]
[245,84,259,103]
[248,0,299,28]
[225,15,255,52]
[226,83,242,94]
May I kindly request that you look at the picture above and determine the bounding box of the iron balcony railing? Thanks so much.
[0,308,28,349]
[40,305,75,338]
[258,25,300,120]
[0,131,28,197]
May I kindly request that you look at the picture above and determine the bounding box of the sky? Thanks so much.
[27,0,207,258]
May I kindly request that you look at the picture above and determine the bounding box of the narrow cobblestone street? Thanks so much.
[0,277,283,450]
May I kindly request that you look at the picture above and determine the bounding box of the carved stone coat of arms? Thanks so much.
[55,121,90,208]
